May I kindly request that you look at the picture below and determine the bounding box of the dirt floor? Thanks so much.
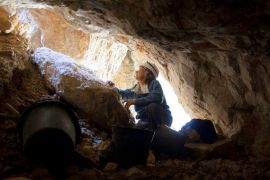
[0,117,270,180]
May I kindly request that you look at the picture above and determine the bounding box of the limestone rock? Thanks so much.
[0,6,11,32]
[66,165,81,176]
[0,34,28,86]
[94,140,111,151]
[11,7,89,60]
[112,51,137,89]
[0,33,50,115]
[4,178,30,180]
[66,169,99,180]
[3,4,130,83]
[103,162,119,172]
[184,139,236,159]
[32,47,130,130]
[30,167,52,180]
[146,150,156,166]
[125,167,146,178]
[94,140,112,160]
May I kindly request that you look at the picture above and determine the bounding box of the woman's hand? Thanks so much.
[106,81,115,87]
[124,99,135,109]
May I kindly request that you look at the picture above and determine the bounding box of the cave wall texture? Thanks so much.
[1,0,270,157]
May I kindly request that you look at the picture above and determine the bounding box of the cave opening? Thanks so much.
[79,47,191,130]
[157,75,191,130]
[75,33,191,130]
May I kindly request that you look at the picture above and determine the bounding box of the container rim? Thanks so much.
[17,99,81,144]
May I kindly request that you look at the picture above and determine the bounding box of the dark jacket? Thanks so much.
[118,79,171,120]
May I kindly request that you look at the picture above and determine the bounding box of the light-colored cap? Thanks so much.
[140,61,159,78]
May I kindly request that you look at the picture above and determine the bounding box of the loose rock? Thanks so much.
[103,162,119,172]
[125,167,146,178]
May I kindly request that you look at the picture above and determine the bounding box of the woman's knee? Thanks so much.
[147,103,161,112]
[147,103,172,127]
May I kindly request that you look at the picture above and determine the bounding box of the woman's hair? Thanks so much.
[142,67,155,83]
[131,67,155,94]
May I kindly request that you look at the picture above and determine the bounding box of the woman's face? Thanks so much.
[135,66,145,81]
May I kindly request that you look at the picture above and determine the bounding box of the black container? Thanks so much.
[151,125,186,157]
[112,126,154,168]
[17,100,81,166]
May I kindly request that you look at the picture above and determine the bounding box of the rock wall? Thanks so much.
[3,4,131,85]
[33,47,131,130]
[0,6,11,32]
[131,0,270,157]
[0,33,51,114]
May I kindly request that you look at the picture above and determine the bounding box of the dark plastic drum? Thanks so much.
[151,125,186,157]
[112,126,154,168]
[17,100,81,166]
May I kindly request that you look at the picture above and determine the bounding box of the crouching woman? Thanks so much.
[107,62,172,131]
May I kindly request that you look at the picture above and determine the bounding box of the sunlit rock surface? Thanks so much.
[9,7,90,59]
[1,0,270,158]
[0,6,11,32]
[33,47,131,130]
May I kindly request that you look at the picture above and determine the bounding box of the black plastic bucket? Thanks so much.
[17,100,81,166]
[151,125,186,157]
[112,126,154,168]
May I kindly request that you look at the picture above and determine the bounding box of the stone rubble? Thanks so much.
[103,162,119,172]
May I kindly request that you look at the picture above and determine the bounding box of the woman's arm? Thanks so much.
[117,88,136,100]
[134,80,163,106]
[107,81,136,100]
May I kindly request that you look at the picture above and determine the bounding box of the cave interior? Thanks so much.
[0,0,270,179]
